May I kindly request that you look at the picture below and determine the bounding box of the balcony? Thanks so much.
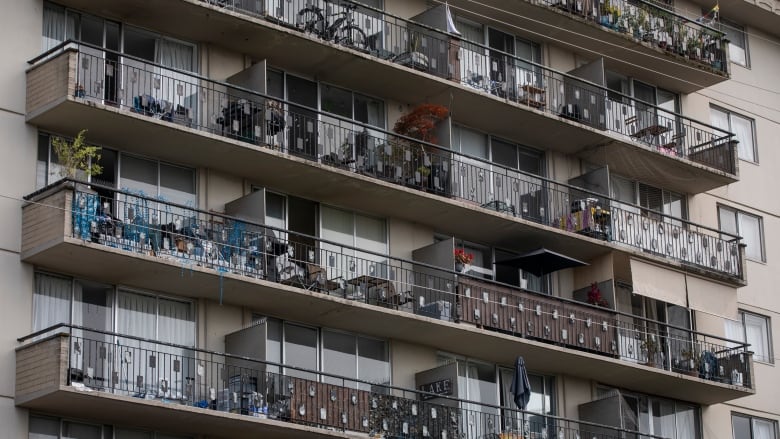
[28,37,738,196]
[51,0,729,95]
[17,325,674,439]
[20,182,754,403]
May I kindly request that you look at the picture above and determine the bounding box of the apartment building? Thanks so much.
[1,0,777,437]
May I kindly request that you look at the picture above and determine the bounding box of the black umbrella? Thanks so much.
[510,356,531,410]
[494,247,588,277]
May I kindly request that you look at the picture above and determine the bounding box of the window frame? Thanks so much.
[252,314,391,389]
[710,104,758,163]
[732,413,778,439]
[717,205,765,262]
[32,271,197,347]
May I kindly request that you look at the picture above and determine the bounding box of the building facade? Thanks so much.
[1,0,778,437]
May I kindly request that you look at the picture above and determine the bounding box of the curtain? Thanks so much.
[33,273,71,331]
[731,114,755,161]
[739,212,763,261]
[675,405,697,439]
[158,298,195,347]
[744,314,769,362]
[42,4,76,51]
[753,419,777,439]
[158,39,194,72]
[117,291,156,342]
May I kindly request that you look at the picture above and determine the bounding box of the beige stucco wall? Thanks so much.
[390,340,440,389]
[0,0,43,437]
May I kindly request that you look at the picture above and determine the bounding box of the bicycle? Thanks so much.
[297,2,367,50]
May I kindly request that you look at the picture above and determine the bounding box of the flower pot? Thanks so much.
[455,262,465,272]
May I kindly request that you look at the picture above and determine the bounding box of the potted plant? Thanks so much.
[586,282,610,307]
[51,129,102,182]
[641,336,661,367]
[681,348,700,377]
[454,248,474,272]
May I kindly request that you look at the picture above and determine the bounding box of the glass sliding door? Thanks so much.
[283,323,318,380]
[287,75,319,159]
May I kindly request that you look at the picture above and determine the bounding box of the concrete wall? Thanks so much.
[0,0,43,437]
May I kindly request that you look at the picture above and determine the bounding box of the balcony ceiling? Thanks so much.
[21,237,753,405]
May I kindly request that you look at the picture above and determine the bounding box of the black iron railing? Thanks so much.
[202,0,728,75]
[18,323,674,439]
[35,36,737,175]
[31,43,743,279]
[199,0,733,163]
[27,180,752,389]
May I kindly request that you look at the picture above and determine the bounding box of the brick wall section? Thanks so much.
[21,187,70,260]
[15,334,69,405]
[26,49,75,116]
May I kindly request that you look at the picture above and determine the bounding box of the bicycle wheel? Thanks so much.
[297,7,324,36]
[337,25,367,50]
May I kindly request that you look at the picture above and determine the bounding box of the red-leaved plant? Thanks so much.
[587,282,610,307]
[454,249,475,264]
[393,104,449,144]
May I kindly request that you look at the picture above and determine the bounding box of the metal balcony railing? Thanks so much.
[30,43,743,279]
[198,0,734,161]
[203,0,728,75]
[25,180,752,389]
[17,323,675,439]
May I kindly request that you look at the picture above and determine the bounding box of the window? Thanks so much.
[726,310,773,363]
[119,154,197,208]
[320,206,387,278]
[36,132,118,190]
[33,272,196,348]
[711,106,757,162]
[252,315,390,389]
[321,330,390,390]
[718,206,764,262]
[609,175,687,221]
[732,413,777,439]
[321,84,385,129]
[596,388,702,439]
[721,18,749,67]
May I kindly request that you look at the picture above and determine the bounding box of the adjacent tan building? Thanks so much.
[1,0,778,437]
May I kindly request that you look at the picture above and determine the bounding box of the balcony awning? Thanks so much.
[686,274,739,320]
[629,258,687,307]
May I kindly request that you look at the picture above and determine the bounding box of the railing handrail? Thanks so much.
[26,178,749,348]
[28,41,740,241]
[15,322,671,438]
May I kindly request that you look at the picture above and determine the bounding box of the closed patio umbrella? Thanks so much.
[510,356,531,410]
[494,247,588,277]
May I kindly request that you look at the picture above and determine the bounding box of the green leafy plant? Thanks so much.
[52,129,102,179]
